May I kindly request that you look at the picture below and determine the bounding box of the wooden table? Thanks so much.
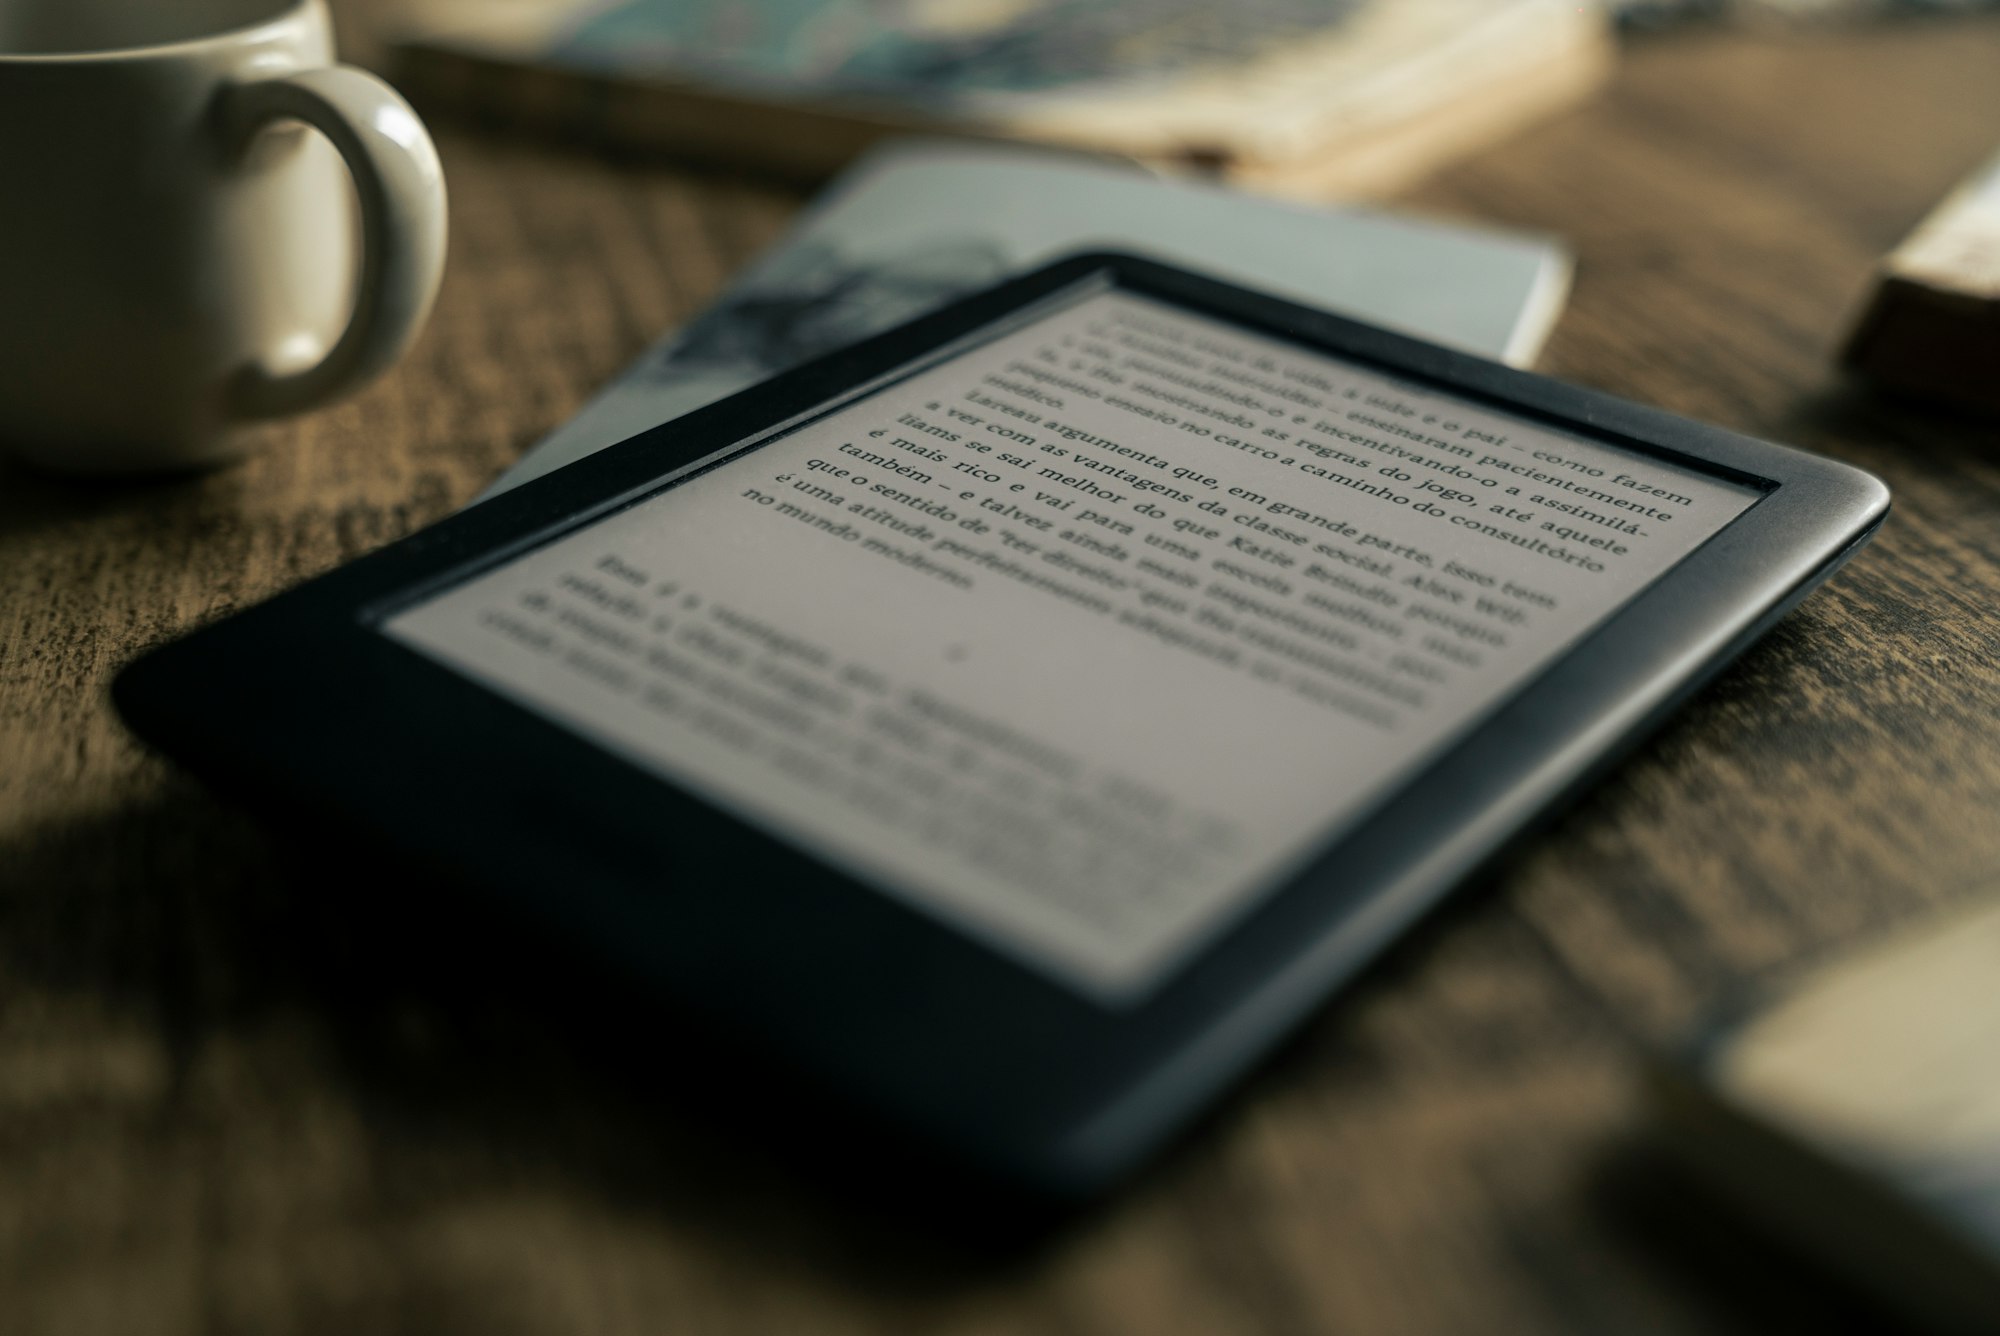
[6,15,2000,1334]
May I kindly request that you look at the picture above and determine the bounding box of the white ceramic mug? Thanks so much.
[0,0,447,474]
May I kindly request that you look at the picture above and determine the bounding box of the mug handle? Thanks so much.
[217,67,448,421]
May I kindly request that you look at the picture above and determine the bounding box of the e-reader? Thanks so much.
[114,253,1889,1202]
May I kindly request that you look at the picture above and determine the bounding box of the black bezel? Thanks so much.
[113,253,1889,1200]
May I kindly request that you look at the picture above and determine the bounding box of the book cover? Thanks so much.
[484,139,1574,497]
[393,0,1613,199]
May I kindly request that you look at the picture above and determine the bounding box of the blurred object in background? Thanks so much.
[1647,892,2000,1334]
[389,0,1612,198]
[1842,148,2000,416]
[481,138,1575,495]
[1615,0,2000,25]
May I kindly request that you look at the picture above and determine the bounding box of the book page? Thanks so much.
[386,289,1758,998]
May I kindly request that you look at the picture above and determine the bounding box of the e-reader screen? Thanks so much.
[383,287,1761,1000]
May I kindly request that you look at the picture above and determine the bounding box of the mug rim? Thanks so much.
[0,0,323,64]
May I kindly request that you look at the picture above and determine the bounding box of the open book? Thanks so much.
[392,0,1613,200]
[485,140,1576,497]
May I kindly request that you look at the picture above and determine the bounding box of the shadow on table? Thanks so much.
[0,449,252,541]
[1783,383,2000,482]
[1589,1140,1922,1335]
[0,777,1112,1301]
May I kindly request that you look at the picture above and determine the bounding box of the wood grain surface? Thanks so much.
[6,14,2000,1334]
